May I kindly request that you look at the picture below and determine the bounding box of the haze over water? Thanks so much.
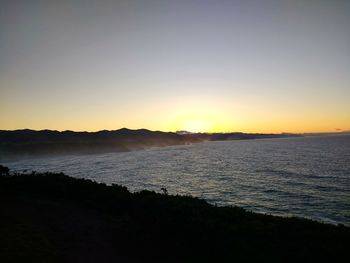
[4,135,350,225]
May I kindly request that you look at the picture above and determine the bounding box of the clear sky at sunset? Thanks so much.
[1,0,349,133]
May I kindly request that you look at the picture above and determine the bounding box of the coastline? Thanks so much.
[1,166,349,262]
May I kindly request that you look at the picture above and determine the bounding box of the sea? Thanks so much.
[3,134,350,225]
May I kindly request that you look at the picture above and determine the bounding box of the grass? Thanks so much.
[0,166,349,262]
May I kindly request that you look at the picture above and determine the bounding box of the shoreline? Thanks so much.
[1,166,349,262]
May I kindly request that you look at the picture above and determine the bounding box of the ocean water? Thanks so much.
[3,135,350,225]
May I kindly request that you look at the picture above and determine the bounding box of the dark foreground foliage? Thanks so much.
[0,166,349,263]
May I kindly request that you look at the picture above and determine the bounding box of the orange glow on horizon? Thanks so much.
[1,94,349,134]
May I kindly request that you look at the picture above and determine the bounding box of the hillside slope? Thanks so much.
[0,167,348,262]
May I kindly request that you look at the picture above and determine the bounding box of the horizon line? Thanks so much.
[1,127,349,135]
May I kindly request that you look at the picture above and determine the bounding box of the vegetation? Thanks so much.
[0,165,348,262]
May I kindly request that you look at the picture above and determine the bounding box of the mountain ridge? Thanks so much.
[0,128,300,160]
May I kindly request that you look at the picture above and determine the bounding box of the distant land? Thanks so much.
[0,128,303,160]
[0,128,344,160]
[1,128,348,161]
[0,128,349,161]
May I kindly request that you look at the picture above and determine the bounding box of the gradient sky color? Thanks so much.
[1,0,350,133]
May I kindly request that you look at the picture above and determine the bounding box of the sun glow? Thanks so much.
[182,119,212,133]
[156,96,240,133]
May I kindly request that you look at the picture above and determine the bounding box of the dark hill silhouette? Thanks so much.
[0,166,348,262]
[0,129,299,160]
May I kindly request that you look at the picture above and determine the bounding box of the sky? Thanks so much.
[1,0,350,133]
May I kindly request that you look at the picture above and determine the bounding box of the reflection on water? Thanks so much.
[4,135,350,225]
